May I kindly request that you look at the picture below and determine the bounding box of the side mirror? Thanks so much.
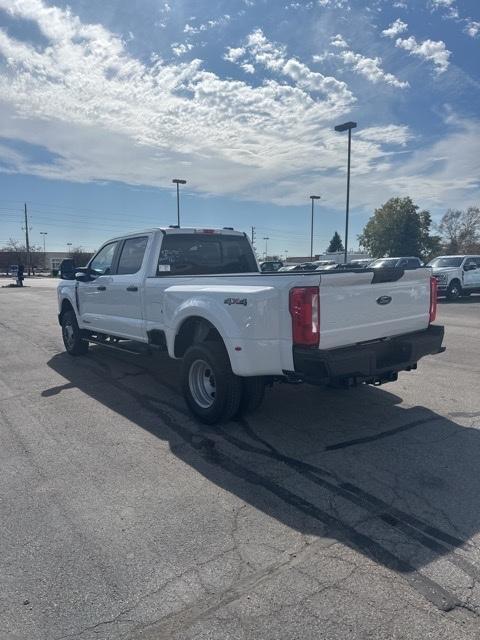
[75,272,90,282]
[464,264,476,271]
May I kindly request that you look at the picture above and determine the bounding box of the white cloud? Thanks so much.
[431,0,454,7]
[465,20,480,38]
[395,36,451,73]
[330,34,348,48]
[245,29,354,107]
[357,125,412,146]
[241,62,255,74]
[381,19,408,38]
[340,51,409,88]
[393,1,407,7]
[224,46,245,63]
[318,0,349,7]
[0,0,476,213]
[171,42,193,57]
[184,14,231,35]
[183,24,199,34]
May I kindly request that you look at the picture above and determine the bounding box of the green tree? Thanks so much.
[69,246,94,267]
[327,231,344,253]
[438,207,480,253]
[358,197,440,260]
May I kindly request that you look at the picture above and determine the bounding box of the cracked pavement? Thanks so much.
[1,282,480,639]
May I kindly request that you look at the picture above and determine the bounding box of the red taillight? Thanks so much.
[429,276,438,323]
[289,286,320,347]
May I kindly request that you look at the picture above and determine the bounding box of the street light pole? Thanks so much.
[67,242,72,255]
[334,121,357,263]
[172,179,187,227]
[40,232,47,271]
[263,237,269,260]
[309,195,321,260]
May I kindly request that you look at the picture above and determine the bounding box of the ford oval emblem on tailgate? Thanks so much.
[377,295,392,305]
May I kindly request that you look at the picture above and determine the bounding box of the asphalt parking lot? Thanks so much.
[1,279,480,640]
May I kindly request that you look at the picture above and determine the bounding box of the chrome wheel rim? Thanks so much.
[63,321,75,349]
[188,359,216,409]
[449,285,460,298]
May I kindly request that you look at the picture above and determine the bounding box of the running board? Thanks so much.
[87,337,147,356]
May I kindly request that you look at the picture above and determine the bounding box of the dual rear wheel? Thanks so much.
[181,341,265,424]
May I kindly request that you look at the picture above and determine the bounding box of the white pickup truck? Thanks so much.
[57,227,444,423]
[428,255,480,300]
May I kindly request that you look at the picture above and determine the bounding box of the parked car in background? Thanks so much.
[349,259,373,268]
[260,260,283,272]
[428,255,480,300]
[370,257,423,270]
[317,261,370,271]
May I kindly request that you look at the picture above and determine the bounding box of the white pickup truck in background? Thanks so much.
[57,227,445,423]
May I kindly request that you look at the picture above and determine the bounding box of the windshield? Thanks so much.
[428,257,463,268]
[370,258,398,268]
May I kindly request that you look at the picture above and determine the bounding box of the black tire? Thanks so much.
[446,280,462,300]
[61,309,89,356]
[236,377,266,417]
[181,341,242,424]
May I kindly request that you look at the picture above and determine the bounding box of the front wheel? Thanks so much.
[61,310,89,356]
[446,280,462,300]
[181,341,242,424]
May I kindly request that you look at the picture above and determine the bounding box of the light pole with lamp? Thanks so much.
[40,232,47,271]
[67,242,72,255]
[172,178,187,227]
[334,121,357,263]
[309,195,321,260]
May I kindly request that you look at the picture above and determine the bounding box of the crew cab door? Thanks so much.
[101,235,150,340]
[463,257,480,289]
[77,240,120,331]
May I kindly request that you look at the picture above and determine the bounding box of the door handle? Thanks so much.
[126,285,138,292]
[97,285,106,291]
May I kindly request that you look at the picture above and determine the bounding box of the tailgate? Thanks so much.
[319,268,432,350]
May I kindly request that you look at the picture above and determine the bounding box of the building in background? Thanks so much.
[0,251,93,273]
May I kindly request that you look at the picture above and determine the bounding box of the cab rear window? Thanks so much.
[157,234,257,275]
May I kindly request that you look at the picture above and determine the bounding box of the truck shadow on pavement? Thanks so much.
[45,348,480,612]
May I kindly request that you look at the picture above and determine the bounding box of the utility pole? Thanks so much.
[40,232,48,271]
[23,203,31,276]
[263,236,269,260]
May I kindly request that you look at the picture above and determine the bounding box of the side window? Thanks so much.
[157,234,257,276]
[158,235,222,275]
[90,242,118,276]
[117,236,148,275]
[464,258,476,269]
[407,258,420,269]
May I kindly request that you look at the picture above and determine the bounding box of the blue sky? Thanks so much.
[0,0,479,256]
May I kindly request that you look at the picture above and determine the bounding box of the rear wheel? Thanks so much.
[61,310,89,356]
[181,341,242,424]
[446,280,462,300]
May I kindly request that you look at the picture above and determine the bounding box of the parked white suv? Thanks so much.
[428,255,480,300]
